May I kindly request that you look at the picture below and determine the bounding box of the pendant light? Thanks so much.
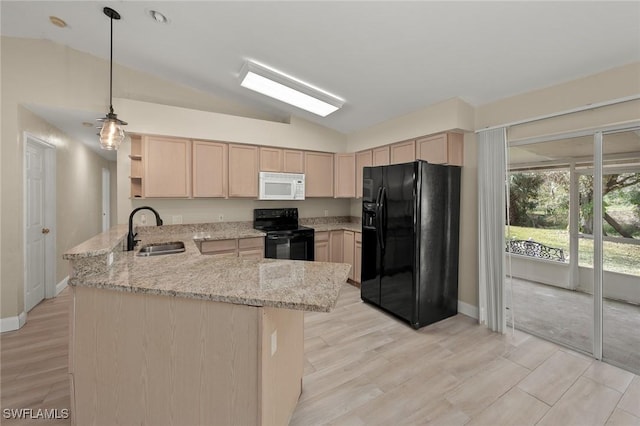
[97,7,127,150]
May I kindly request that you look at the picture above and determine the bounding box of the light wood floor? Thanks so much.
[507,277,640,374]
[2,285,639,425]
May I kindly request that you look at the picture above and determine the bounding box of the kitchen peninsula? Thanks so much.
[63,223,350,426]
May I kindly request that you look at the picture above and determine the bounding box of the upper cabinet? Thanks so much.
[334,153,356,198]
[372,146,390,166]
[228,144,258,197]
[259,148,305,173]
[143,136,191,198]
[355,150,372,199]
[283,150,304,173]
[192,141,228,198]
[390,140,416,164]
[259,147,283,172]
[304,151,334,197]
[416,132,464,166]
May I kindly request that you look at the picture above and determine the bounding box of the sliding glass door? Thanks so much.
[506,126,640,374]
[601,130,640,374]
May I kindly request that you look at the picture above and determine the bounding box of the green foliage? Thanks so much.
[508,173,544,227]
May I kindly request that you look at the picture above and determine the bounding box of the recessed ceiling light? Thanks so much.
[49,16,67,28]
[148,10,168,24]
[239,60,344,117]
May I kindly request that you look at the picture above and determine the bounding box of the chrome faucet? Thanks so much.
[127,206,163,251]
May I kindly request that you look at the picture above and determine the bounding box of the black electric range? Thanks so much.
[253,208,314,261]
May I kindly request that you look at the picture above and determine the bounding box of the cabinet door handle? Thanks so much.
[42,228,50,234]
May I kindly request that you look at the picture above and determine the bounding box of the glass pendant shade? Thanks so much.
[98,7,126,151]
[99,115,126,150]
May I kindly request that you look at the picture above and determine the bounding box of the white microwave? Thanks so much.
[259,172,305,200]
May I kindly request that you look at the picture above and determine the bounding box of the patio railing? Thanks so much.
[506,239,566,262]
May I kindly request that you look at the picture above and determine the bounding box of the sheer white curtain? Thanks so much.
[477,127,507,333]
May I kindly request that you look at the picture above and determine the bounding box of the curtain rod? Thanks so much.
[475,94,640,133]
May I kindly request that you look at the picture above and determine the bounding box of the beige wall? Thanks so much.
[346,97,475,153]
[476,62,640,133]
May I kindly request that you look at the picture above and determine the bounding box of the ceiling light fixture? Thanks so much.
[49,16,67,28]
[97,7,127,150]
[239,60,344,117]
[149,10,168,24]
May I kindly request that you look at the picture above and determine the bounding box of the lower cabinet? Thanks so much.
[329,230,344,263]
[314,232,329,262]
[343,231,355,281]
[238,237,265,259]
[316,229,361,285]
[199,237,264,259]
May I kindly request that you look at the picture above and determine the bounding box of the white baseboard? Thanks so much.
[56,276,69,295]
[1,311,26,333]
[458,300,479,319]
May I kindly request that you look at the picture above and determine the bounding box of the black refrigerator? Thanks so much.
[361,160,461,329]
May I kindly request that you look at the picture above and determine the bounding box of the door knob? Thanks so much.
[42,228,50,234]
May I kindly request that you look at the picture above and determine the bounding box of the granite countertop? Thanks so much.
[64,222,350,312]
[305,222,362,233]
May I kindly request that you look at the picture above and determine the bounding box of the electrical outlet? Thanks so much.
[107,252,114,267]
[172,215,183,224]
[218,214,224,222]
[324,210,329,217]
[140,213,147,225]
[271,330,277,356]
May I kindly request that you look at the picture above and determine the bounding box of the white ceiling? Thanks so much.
[2,1,640,160]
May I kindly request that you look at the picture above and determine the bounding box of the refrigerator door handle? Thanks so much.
[375,187,383,249]
[379,186,387,250]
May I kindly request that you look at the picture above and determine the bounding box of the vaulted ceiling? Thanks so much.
[2,1,639,151]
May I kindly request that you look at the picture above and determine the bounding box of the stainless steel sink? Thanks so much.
[136,241,185,256]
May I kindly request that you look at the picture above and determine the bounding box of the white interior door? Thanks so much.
[25,142,47,311]
[102,167,110,232]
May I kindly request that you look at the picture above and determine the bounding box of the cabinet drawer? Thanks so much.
[238,237,264,250]
[315,231,329,242]
[200,239,238,254]
[209,251,238,259]
[238,249,263,259]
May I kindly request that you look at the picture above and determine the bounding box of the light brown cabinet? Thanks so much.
[372,146,390,166]
[354,232,362,284]
[259,147,283,172]
[334,153,356,198]
[129,135,143,198]
[390,140,416,164]
[228,144,259,197]
[314,231,329,262]
[192,141,228,198]
[238,237,265,259]
[283,150,304,173]
[355,150,372,199]
[260,148,304,173]
[304,152,334,197]
[343,231,355,281]
[199,237,264,259]
[329,230,344,263]
[416,132,464,166]
[143,136,191,198]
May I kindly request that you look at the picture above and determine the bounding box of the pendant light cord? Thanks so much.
[109,14,114,115]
